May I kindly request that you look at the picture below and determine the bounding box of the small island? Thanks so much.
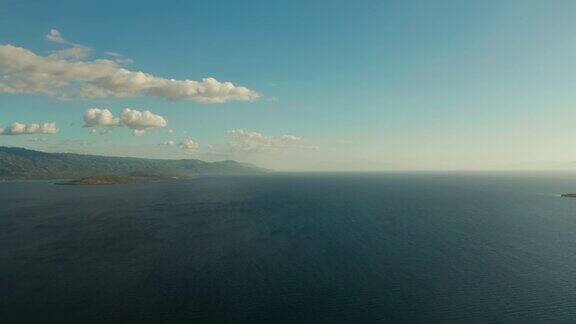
[56,175,165,186]
[561,193,576,198]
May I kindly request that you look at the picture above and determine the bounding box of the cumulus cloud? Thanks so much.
[120,108,167,135]
[83,107,167,135]
[0,122,59,135]
[227,129,314,154]
[46,29,66,44]
[228,129,276,153]
[180,138,200,153]
[84,108,120,127]
[89,128,113,135]
[160,139,199,153]
[0,31,259,102]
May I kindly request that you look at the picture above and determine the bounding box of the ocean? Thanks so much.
[2,173,576,323]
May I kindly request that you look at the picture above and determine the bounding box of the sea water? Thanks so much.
[2,173,576,322]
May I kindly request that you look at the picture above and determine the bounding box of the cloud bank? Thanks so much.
[0,122,58,135]
[0,30,259,102]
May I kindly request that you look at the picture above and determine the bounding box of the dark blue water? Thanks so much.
[2,173,576,323]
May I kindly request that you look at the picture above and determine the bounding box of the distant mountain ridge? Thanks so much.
[0,146,266,180]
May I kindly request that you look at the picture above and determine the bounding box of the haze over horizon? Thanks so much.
[2,1,576,171]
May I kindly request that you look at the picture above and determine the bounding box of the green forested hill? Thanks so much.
[0,147,266,180]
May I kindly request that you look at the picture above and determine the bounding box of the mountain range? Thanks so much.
[0,146,266,180]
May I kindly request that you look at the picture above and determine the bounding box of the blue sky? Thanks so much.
[1,0,576,170]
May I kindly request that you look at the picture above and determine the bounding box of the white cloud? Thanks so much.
[0,122,59,135]
[84,108,120,127]
[104,52,133,65]
[48,45,91,60]
[228,129,275,153]
[160,138,199,154]
[180,138,199,153]
[0,31,259,102]
[161,140,176,146]
[83,107,167,136]
[279,134,303,143]
[29,137,48,142]
[120,108,167,135]
[89,128,113,135]
[46,29,65,44]
[45,29,91,60]
[226,129,311,154]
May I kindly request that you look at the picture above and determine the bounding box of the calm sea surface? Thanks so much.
[2,173,576,323]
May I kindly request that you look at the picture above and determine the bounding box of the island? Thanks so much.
[56,175,166,185]
[561,193,576,198]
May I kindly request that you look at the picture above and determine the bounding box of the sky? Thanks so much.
[1,0,576,170]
